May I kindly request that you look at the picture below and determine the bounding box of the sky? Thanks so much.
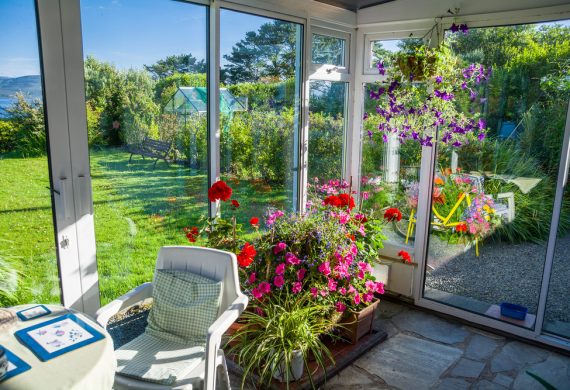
[0,0,267,77]
[0,1,569,78]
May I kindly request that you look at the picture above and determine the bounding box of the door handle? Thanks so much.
[56,177,72,220]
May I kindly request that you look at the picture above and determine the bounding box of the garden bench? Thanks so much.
[127,137,172,169]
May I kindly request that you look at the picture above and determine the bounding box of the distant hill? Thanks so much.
[0,75,42,99]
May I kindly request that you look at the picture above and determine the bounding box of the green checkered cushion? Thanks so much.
[116,332,205,386]
[146,269,223,344]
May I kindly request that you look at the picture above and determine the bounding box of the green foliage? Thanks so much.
[86,104,105,147]
[308,111,344,181]
[0,119,16,153]
[6,93,46,157]
[223,20,299,84]
[121,69,159,144]
[229,294,336,389]
[144,53,206,79]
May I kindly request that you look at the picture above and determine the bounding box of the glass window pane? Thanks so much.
[370,38,423,69]
[422,21,570,329]
[312,33,345,67]
[0,0,60,304]
[220,9,303,228]
[80,0,209,304]
[308,80,347,181]
[361,83,422,246]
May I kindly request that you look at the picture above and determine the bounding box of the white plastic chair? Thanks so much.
[96,246,249,390]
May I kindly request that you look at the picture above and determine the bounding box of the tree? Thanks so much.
[144,54,206,79]
[6,93,46,156]
[223,21,299,84]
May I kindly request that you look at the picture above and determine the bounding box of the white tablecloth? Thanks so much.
[0,304,116,390]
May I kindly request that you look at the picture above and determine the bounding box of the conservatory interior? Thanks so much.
[1,0,570,388]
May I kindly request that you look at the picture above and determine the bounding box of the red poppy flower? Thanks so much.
[384,208,402,222]
[231,199,240,208]
[338,193,356,210]
[250,217,259,226]
[237,243,256,267]
[398,250,412,263]
[324,195,341,207]
[207,180,233,202]
[184,226,199,243]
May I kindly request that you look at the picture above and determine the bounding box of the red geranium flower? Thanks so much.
[183,226,199,243]
[338,193,356,210]
[237,243,256,267]
[384,208,402,222]
[455,223,468,233]
[324,195,341,207]
[398,250,412,263]
[208,180,232,202]
[231,199,240,208]
[250,217,259,226]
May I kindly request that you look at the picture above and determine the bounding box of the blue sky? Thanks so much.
[0,0,267,77]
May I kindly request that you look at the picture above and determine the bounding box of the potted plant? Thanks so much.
[229,293,336,389]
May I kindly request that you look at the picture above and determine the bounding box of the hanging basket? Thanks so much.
[396,55,437,81]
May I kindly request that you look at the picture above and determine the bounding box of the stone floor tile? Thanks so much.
[465,326,506,341]
[490,341,550,373]
[431,378,471,390]
[354,333,462,389]
[451,358,486,378]
[376,300,409,320]
[512,353,570,389]
[493,373,513,388]
[323,365,381,388]
[472,379,505,389]
[374,318,399,338]
[392,310,470,345]
[465,334,501,361]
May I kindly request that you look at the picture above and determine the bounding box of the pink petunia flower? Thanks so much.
[362,292,374,303]
[375,282,385,294]
[275,263,285,275]
[292,282,302,294]
[358,261,371,273]
[297,268,306,281]
[273,242,286,255]
[274,275,284,288]
[248,272,256,284]
[335,302,347,313]
[285,252,301,265]
[318,261,331,276]
[310,287,318,298]
[353,293,361,305]
[348,285,357,295]
[365,280,376,291]
[252,287,263,299]
[320,289,329,297]
[328,279,337,291]
[259,281,271,294]
[339,287,347,295]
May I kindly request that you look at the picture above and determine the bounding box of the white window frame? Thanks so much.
[310,26,350,77]
[363,30,429,75]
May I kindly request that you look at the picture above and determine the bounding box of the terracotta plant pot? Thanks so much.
[340,299,380,344]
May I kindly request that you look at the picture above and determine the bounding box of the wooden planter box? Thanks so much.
[340,299,380,344]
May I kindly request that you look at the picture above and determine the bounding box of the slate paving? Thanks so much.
[229,299,570,389]
[323,300,570,390]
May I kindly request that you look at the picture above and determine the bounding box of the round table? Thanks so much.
[0,304,116,390]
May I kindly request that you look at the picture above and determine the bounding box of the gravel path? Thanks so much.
[425,234,570,323]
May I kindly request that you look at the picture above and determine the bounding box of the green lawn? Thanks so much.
[1,147,290,306]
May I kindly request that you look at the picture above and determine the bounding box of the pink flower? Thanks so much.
[318,261,331,276]
[255,307,264,316]
[320,289,329,297]
[328,279,337,291]
[358,270,365,279]
[274,275,284,288]
[310,287,318,298]
[248,272,256,284]
[292,282,302,294]
[335,302,347,312]
[297,268,306,281]
[348,285,357,295]
[361,191,370,200]
[273,242,286,254]
[339,287,347,295]
[362,292,374,303]
[375,282,385,294]
[358,261,371,273]
[350,244,358,255]
[275,263,285,275]
[358,224,366,236]
[252,287,263,299]
[266,210,284,226]
[354,293,361,305]
[259,281,271,294]
[365,280,376,291]
[285,252,301,265]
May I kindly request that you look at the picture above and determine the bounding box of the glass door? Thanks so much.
[0,0,61,305]
[421,20,570,331]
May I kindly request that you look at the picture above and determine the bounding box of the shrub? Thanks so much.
[0,119,16,153]
[6,93,46,157]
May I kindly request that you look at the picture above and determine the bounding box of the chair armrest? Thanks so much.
[204,294,248,390]
[95,282,153,328]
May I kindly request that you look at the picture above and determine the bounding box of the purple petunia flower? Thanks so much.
[460,24,469,34]
[450,23,459,33]
[435,76,443,84]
